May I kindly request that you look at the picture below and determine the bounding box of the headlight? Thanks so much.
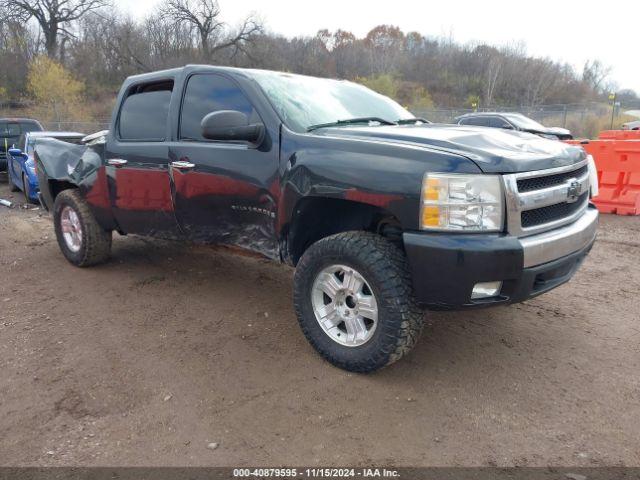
[420,173,504,231]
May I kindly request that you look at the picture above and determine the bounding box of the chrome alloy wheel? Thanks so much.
[311,264,379,347]
[60,206,83,253]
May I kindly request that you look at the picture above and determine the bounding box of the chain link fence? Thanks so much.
[413,102,640,138]
[39,120,110,133]
[0,102,110,134]
[3,101,638,138]
[414,102,614,128]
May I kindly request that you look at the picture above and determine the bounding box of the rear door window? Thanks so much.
[489,117,511,128]
[0,122,21,136]
[118,81,173,141]
[20,122,41,133]
[461,117,490,126]
[7,123,20,136]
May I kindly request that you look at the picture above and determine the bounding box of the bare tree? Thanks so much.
[0,12,36,98]
[160,0,261,57]
[582,60,612,94]
[2,0,109,58]
[364,25,404,75]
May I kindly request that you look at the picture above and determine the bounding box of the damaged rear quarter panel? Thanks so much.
[34,136,116,230]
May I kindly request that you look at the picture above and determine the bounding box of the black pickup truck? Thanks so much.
[34,65,599,372]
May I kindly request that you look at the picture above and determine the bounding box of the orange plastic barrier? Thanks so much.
[598,129,640,141]
[565,139,640,215]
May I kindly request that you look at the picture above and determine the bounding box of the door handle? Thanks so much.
[170,161,195,170]
[107,158,128,167]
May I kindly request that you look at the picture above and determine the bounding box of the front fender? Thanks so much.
[278,127,481,232]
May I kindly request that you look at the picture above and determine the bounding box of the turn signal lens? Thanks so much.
[421,205,442,227]
[423,177,444,201]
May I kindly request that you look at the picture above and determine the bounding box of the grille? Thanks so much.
[517,165,588,192]
[521,192,588,228]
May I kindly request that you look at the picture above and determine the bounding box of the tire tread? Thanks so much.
[293,231,424,372]
[53,189,111,267]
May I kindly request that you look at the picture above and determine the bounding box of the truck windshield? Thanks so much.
[252,71,414,133]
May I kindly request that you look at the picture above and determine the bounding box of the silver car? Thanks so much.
[622,120,640,130]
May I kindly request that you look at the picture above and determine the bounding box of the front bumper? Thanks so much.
[403,205,598,309]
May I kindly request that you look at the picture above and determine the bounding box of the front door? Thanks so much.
[106,79,180,238]
[168,73,279,258]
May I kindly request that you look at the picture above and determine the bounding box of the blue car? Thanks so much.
[7,131,84,203]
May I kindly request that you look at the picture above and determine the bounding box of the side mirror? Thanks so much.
[201,110,264,144]
[8,147,23,157]
[500,124,514,130]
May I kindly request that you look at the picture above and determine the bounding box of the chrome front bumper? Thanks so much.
[519,206,598,268]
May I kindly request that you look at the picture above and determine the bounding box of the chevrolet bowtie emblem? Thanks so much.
[566,179,581,203]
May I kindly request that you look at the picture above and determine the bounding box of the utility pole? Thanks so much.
[609,92,617,129]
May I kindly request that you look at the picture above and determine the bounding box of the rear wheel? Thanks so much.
[53,189,112,267]
[293,231,424,373]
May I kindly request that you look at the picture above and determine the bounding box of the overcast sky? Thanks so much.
[116,0,640,93]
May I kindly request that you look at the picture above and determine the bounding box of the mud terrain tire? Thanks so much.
[293,231,424,373]
[53,189,112,267]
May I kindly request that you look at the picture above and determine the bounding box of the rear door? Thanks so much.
[105,79,181,237]
[168,73,279,257]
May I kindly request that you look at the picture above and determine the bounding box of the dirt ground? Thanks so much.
[0,176,639,468]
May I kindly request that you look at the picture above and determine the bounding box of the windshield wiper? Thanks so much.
[307,117,397,132]
[396,117,431,125]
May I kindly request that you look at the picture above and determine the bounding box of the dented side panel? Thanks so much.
[278,126,483,233]
[34,137,117,230]
[103,139,182,238]
[33,66,487,264]
[167,132,280,259]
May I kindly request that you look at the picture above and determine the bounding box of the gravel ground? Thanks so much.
[0,178,639,467]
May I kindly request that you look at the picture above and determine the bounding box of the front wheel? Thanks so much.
[53,189,112,267]
[293,231,424,373]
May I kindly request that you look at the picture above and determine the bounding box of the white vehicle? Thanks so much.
[622,120,640,130]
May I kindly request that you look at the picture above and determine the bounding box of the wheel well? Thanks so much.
[48,179,77,200]
[286,197,403,265]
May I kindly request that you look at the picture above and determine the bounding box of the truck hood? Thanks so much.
[312,124,585,173]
